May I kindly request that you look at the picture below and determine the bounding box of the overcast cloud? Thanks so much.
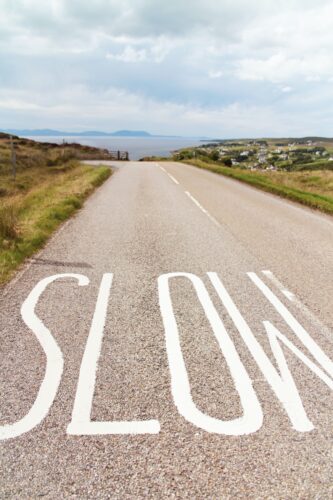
[0,0,332,137]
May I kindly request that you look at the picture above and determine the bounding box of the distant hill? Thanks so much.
[1,129,154,138]
[2,130,332,142]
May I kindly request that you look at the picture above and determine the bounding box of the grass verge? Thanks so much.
[182,159,333,215]
[0,163,111,285]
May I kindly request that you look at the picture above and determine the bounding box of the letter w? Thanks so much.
[208,272,333,432]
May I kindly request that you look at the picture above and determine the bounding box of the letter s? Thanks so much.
[0,274,89,440]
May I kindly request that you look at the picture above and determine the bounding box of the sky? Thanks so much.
[0,0,333,138]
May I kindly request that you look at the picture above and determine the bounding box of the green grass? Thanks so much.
[292,159,333,171]
[182,159,333,215]
[0,163,111,285]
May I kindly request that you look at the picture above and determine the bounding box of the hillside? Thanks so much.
[0,133,111,284]
[0,133,116,174]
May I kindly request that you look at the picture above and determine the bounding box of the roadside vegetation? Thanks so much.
[174,137,333,171]
[0,133,111,285]
[181,158,333,214]
[171,137,333,215]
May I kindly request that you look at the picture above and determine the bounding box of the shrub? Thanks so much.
[209,150,220,161]
[0,202,19,239]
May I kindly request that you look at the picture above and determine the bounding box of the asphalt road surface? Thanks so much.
[1,161,333,499]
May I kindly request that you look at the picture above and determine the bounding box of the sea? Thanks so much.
[25,136,212,160]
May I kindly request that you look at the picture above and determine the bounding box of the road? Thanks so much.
[1,161,333,499]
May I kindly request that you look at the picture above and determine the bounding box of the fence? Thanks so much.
[75,150,129,161]
[108,150,129,161]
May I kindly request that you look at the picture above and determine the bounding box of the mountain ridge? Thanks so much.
[0,129,182,138]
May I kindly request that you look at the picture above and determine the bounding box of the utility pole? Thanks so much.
[10,135,16,179]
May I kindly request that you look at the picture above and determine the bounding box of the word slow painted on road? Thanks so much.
[1,272,332,441]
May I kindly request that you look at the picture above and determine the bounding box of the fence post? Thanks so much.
[10,135,16,179]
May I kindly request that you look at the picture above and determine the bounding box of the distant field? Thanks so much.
[183,159,333,215]
[0,134,111,285]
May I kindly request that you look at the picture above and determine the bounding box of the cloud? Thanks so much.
[1,84,331,138]
[208,71,223,79]
[236,53,333,84]
[106,46,148,63]
[235,2,333,83]
[0,0,333,135]
[106,37,174,63]
[2,0,327,53]
[281,86,292,93]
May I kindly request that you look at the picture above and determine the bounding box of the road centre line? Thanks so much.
[158,163,219,226]
[185,191,220,227]
[262,270,295,301]
[167,173,179,185]
[158,164,180,184]
[262,270,333,344]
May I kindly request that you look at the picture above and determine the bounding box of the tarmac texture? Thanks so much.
[1,161,333,498]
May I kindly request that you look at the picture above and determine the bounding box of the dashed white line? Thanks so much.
[262,270,295,301]
[159,165,179,184]
[158,164,220,227]
[185,191,220,227]
[262,270,333,344]
[167,173,179,185]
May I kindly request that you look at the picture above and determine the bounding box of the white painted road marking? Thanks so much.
[209,272,317,432]
[167,173,179,185]
[68,273,160,435]
[185,191,220,227]
[262,270,295,301]
[262,270,333,344]
[159,164,180,184]
[263,321,333,391]
[2,270,333,439]
[248,272,333,379]
[158,165,219,226]
[158,272,263,435]
[0,274,89,440]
